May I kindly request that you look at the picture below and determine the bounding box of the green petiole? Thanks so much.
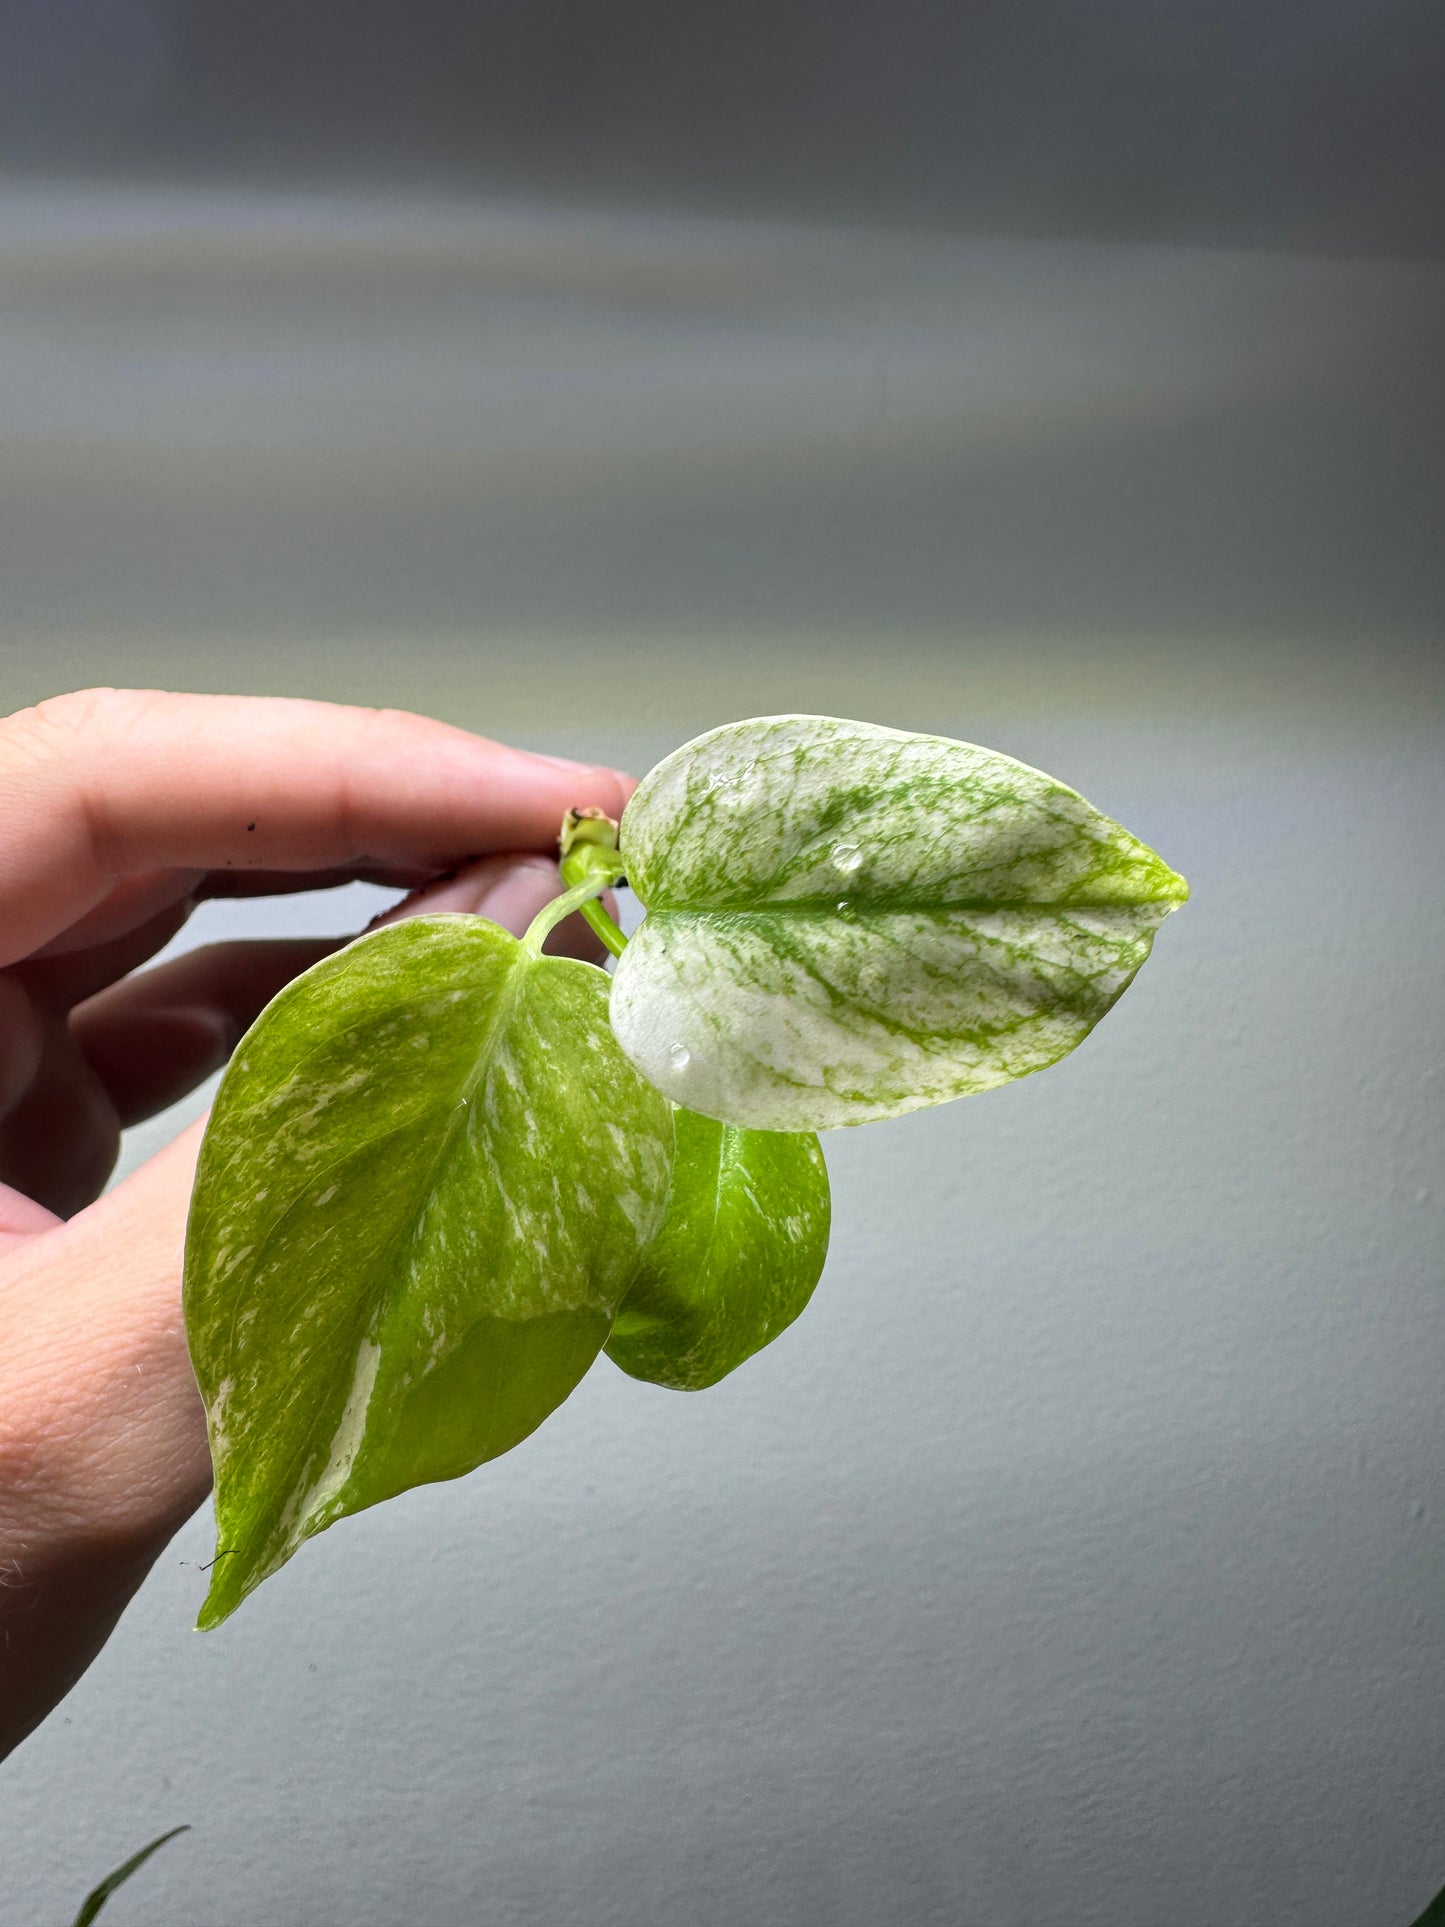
[521,870,619,958]
[555,807,630,959]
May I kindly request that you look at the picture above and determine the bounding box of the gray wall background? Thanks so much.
[0,22,1442,1918]
[0,0,1443,256]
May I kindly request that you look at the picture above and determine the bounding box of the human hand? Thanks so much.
[0,688,631,1758]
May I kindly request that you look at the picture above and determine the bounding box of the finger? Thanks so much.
[0,1022,120,1220]
[0,1180,61,1251]
[0,972,45,1119]
[71,938,341,1129]
[40,847,594,1027]
[193,864,437,901]
[30,861,438,961]
[71,855,609,1130]
[18,896,198,1016]
[0,1114,214,1557]
[0,689,632,964]
[27,869,204,959]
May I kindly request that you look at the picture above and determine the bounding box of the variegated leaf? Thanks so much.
[606,1110,830,1390]
[611,715,1188,1130]
[184,914,674,1627]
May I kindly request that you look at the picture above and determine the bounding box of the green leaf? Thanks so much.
[605,1110,831,1390]
[1409,1883,1445,1925]
[612,714,1188,1130]
[184,914,674,1627]
[71,1827,188,1926]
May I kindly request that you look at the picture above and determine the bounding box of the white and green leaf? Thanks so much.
[611,714,1188,1130]
[184,913,674,1627]
[606,1110,830,1391]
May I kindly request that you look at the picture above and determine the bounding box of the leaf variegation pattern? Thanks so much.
[611,715,1189,1130]
[605,1110,830,1391]
[183,914,674,1627]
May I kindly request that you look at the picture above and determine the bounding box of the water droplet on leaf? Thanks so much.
[835,899,856,920]
[831,841,863,874]
[668,1043,691,1071]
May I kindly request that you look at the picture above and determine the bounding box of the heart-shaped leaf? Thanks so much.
[611,715,1188,1130]
[184,914,674,1627]
[606,1110,830,1390]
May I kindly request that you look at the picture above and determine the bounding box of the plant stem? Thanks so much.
[521,874,613,957]
[576,894,629,958]
[522,846,631,960]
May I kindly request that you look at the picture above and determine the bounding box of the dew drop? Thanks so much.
[668,1043,692,1071]
[835,899,856,920]
[831,841,863,874]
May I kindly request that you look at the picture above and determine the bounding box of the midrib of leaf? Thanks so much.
[637,893,1182,917]
[377,944,531,1286]
[642,912,1125,1045]
[214,944,532,1535]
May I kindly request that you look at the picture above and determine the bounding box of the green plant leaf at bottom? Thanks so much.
[612,714,1189,1130]
[184,915,674,1627]
[605,1109,831,1390]
[71,1827,189,1926]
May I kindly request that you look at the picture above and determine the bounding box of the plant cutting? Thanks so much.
[183,713,1188,1626]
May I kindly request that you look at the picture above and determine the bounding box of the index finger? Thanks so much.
[0,689,632,966]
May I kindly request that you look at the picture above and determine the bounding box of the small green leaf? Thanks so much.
[612,715,1188,1130]
[184,914,674,1626]
[71,1826,188,1926]
[606,1109,831,1390]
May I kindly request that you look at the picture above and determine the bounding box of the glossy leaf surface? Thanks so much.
[606,1110,830,1390]
[184,915,673,1627]
[612,714,1188,1129]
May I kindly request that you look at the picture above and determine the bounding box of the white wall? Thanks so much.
[1,192,1442,1926]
